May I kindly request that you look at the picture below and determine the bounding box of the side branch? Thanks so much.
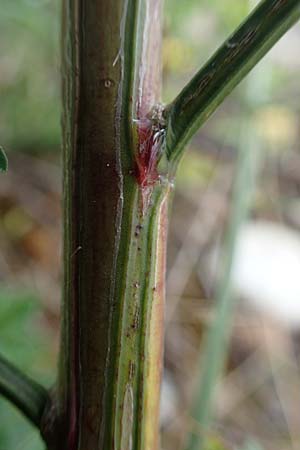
[165,0,300,165]
[0,353,49,428]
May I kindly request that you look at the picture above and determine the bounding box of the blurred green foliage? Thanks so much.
[0,0,60,153]
[0,288,54,449]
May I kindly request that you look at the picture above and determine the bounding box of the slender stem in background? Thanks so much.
[0,146,8,172]
[0,353,48,428]
[165,0,300,166]
[185,119,259,450]
[185,55,267,449]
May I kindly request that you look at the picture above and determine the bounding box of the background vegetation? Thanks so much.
[0,0,299,449]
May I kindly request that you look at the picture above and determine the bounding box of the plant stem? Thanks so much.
[0,146,8,172]
[49,1,167,449]
[43,0,300,448]
[0,353,48,428]
[165,0,300,165]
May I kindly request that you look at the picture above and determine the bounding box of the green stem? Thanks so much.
[51,1,166,449]
[0,146,8,172]
[185,85,262,448]
[165,0,300,166]
[0,353,48,428]
[112,181,171,450]
[186,123,256,450]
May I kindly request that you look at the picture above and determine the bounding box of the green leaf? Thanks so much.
[0,147,8,172]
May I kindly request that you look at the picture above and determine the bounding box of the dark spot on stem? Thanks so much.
[135,224,143,237]
[101,78,115,88]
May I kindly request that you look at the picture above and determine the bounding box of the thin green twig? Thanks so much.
[0,146,8,172]
[186,124,257,450]
[185,68,263,446]
[0,353,49,428]
[165,0,300,166]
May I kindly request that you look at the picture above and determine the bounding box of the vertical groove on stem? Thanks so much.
[56,1,166,449]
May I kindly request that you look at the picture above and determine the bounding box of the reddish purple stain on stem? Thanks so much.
[134,115,166,212]
[134,106,166,187]
[135,118,159,188]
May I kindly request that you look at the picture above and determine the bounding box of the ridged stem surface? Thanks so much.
[50,1,167,449]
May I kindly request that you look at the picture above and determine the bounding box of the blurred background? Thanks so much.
[0,0,300,449]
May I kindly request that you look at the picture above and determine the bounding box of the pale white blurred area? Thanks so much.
[267,27,300,71]
[232,221,300,330]
[160,371,179,427]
